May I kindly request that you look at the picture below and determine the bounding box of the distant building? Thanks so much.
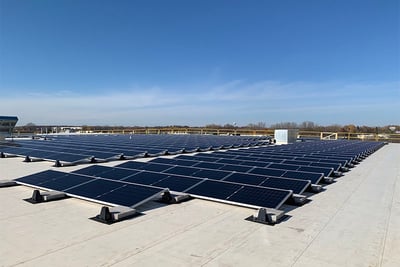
[0,116,18,139]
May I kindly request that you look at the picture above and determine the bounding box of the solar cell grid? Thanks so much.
[191,169,231,180]
[259,177,309,193]
[249,168,286,177]
[219,164,253,173]
[223,172,266,185]
[172,159,198,166]
[72,165,111,176]
[65,179,123,199]
[152,175,203,192]
[141,163,174,172]
[16,170,68,185]
[122,171,169,185]
[227,186,291,210]
[37,173,94,191]
[186,180,243,199]
[163,166,199,176]
[94,168,140,180]
[2,134,267,165]
[95,184,164,207]
[282,171,323,184]
[193,162,223,170]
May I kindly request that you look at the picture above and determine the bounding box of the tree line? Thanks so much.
[17,121,399,134]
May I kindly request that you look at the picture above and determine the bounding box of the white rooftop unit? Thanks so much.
[274,129,298,144]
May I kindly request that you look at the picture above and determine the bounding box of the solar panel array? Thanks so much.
[0,134,267,165]
[7,136,386,222]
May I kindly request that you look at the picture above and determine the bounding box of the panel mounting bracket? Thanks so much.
[91,206,140,224]
[245,208,285,225]
[24,189,67,204]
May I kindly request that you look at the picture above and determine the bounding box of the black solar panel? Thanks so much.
[65,179,123,199]
[141,163,174,172]
[122,171,169,185]
[8,138,386,218]
[186,180,243,199]
[219,164,253,173]
[116,161,147,169]
[15,170,66,185]
[72,165,110,176]
[282,171,323,184]
[163,166,198,176]
[249,168,286,177]
[36,173,93,191]
[191,169,231,180]
[259,177,309,193]
[227,186,290,209]
[152,175,203,192]
[173,159,198,166]
[95,184,164,207]
[223,172,265,185]
[95,168,140,180]
[186,180,292,209]
[15,170,95,191]
[193,162,223,169]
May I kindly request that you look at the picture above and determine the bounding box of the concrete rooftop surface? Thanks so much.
[0,143,399,267]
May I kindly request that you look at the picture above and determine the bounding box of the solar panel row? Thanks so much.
[0,134,269,165]
[15,168,293,210]
[15,170,166,207]
[9,138,386,221]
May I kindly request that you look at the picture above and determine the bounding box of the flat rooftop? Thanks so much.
[0,143,399,266]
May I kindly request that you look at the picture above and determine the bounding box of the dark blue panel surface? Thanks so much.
[223,173,265,185]
[227,186,291,209]
[259,177,309,194]
[164,166,198,176]
[239,161,269,167]
[191,169,231,180]
[219,164,253,173]
[97,168,140,180]
[116,161,147,170]
[152,175,202,192]
[142,163,174,172]
[149,157,174,164]
[186,180,243,199]
[72,165,111,176]
[38,173,94,191]
[216,158,242,165]
[65,179,123,198]
[249,168,286,177]
[122,171,169,185]
[173,159,198,166]
[268,163,300,171]
[298,166,333,177]
[193,162,223,170]
[15,170,67,185]
[282,171,323,184]
[96,184,163,207]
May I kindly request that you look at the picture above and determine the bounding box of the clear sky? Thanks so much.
[0,0,399,126]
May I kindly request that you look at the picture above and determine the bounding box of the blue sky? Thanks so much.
[0,0,399,126]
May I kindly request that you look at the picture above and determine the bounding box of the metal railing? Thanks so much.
[13,127,400,143]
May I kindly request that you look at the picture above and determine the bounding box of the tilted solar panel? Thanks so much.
[186,180,243,199]
[186,180,292,209]
[152,175,203,192]
[163,166,199,176]
[72,165,111,176]
[95,184,165,207]
[227,186,291,210]
[191,169,231,180]
[94,168,140,180]
[122,171,169,185]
